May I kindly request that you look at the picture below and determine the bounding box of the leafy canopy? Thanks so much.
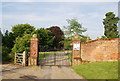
[47,26,64,50]
[12,34,32,53]
[32,28,54,51]
[103,12,120,38]
[12,24,35,37]
[64,18,87,37]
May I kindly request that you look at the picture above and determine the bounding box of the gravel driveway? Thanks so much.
[2,65,84,79]
[2,53,85,80]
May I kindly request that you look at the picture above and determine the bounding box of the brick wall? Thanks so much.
[81,38,120,62]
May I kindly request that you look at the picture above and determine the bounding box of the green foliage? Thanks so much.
[64,18,87,37]
[39,53,50,63]
[5,24,36,61]
[2,30,15,62]
[32,28,54,51]
[66,53,72,62]
[2,30,15,49]
[60,37,72,50]
[47,26,64,50]
[12,34,32,53]
[80,35,91,42]
[101,35,107,39]
[103,12,120,38]
[12,24,35,37]
[2,46,11,61]
[71,61,118,79]
[39,50,71,54]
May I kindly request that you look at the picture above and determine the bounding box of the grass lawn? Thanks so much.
[66,53,72,62]
[38,53,50,61]
[38,50,71,61]
[71,61,118,79]
[39,50,71,54]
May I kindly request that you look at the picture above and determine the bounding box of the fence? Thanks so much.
[14,51,29,66]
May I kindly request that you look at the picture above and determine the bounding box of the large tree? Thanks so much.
[2,30,15,62]
[12,34,32,53]
[64,18,87,37]
[103,12,120,38]
[32,28,54,51]
[12,24,35,37]
[47,26,64,50]
[10,34,32,61]
[2,30,15,49]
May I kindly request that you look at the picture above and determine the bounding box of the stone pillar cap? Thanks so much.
[74,34,79,40]
[31,34,38,40]
[33,34,37,38]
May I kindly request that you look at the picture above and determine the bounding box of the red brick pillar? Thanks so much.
[28,34,39,66]
[72,34,82,66]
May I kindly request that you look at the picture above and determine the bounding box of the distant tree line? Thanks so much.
[2,11,119,63]
[1,24,64,62]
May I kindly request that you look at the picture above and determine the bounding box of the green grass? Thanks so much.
[66,53,72,62]
[71,61,118,79]
[38,53,49,60]
[39,50,71,60]
[39,50,71,54]
[38,50,71,59]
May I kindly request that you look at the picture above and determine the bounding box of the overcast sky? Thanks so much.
[1,0,119,39]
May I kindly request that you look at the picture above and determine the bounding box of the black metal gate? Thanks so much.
[38,52,72,66]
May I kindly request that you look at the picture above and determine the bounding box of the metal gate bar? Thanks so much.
[39,52,72,66]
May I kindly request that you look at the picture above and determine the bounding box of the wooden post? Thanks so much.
[22,51,26,66]
[14,52,17,64]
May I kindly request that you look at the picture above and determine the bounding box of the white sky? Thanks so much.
[1,0,120,39]
[1,0,120,2]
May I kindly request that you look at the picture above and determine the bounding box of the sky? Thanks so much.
[1,0,120,39]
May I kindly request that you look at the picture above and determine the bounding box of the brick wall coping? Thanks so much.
[81,38,120,44]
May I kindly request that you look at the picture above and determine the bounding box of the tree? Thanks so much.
[32,28,54,51]
[2,30,15,49]
[101,36,107,39]
[47,26,64,50]
[9,34,32,61]
[12,24,35,37]
[64,18,87,37]
[80,35,91,42]
[60,37,72,50]
[103,12,120,38]
[2,30,16,62]
[12,34,32,53]
[0,28,2,50]
[2,46,11,62]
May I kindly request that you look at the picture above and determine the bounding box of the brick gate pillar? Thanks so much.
[72,34,82,66]
[28,34,39,66]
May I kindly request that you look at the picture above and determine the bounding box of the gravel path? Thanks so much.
[2,65,84,79]
[2,53,85,79]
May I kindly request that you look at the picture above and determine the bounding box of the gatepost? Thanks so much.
[72,34,82,66]
[28,34,39,66]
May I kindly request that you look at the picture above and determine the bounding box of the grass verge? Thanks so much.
[71,61,118,79]
[66,53,72,62]
[39,50,71,54]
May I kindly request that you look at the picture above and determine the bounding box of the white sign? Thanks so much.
[73,43,80,50]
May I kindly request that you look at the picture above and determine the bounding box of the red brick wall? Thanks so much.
[81,38,120,62]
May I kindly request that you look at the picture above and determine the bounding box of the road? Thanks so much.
[2,65,84,79]
[2,53,85,79]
